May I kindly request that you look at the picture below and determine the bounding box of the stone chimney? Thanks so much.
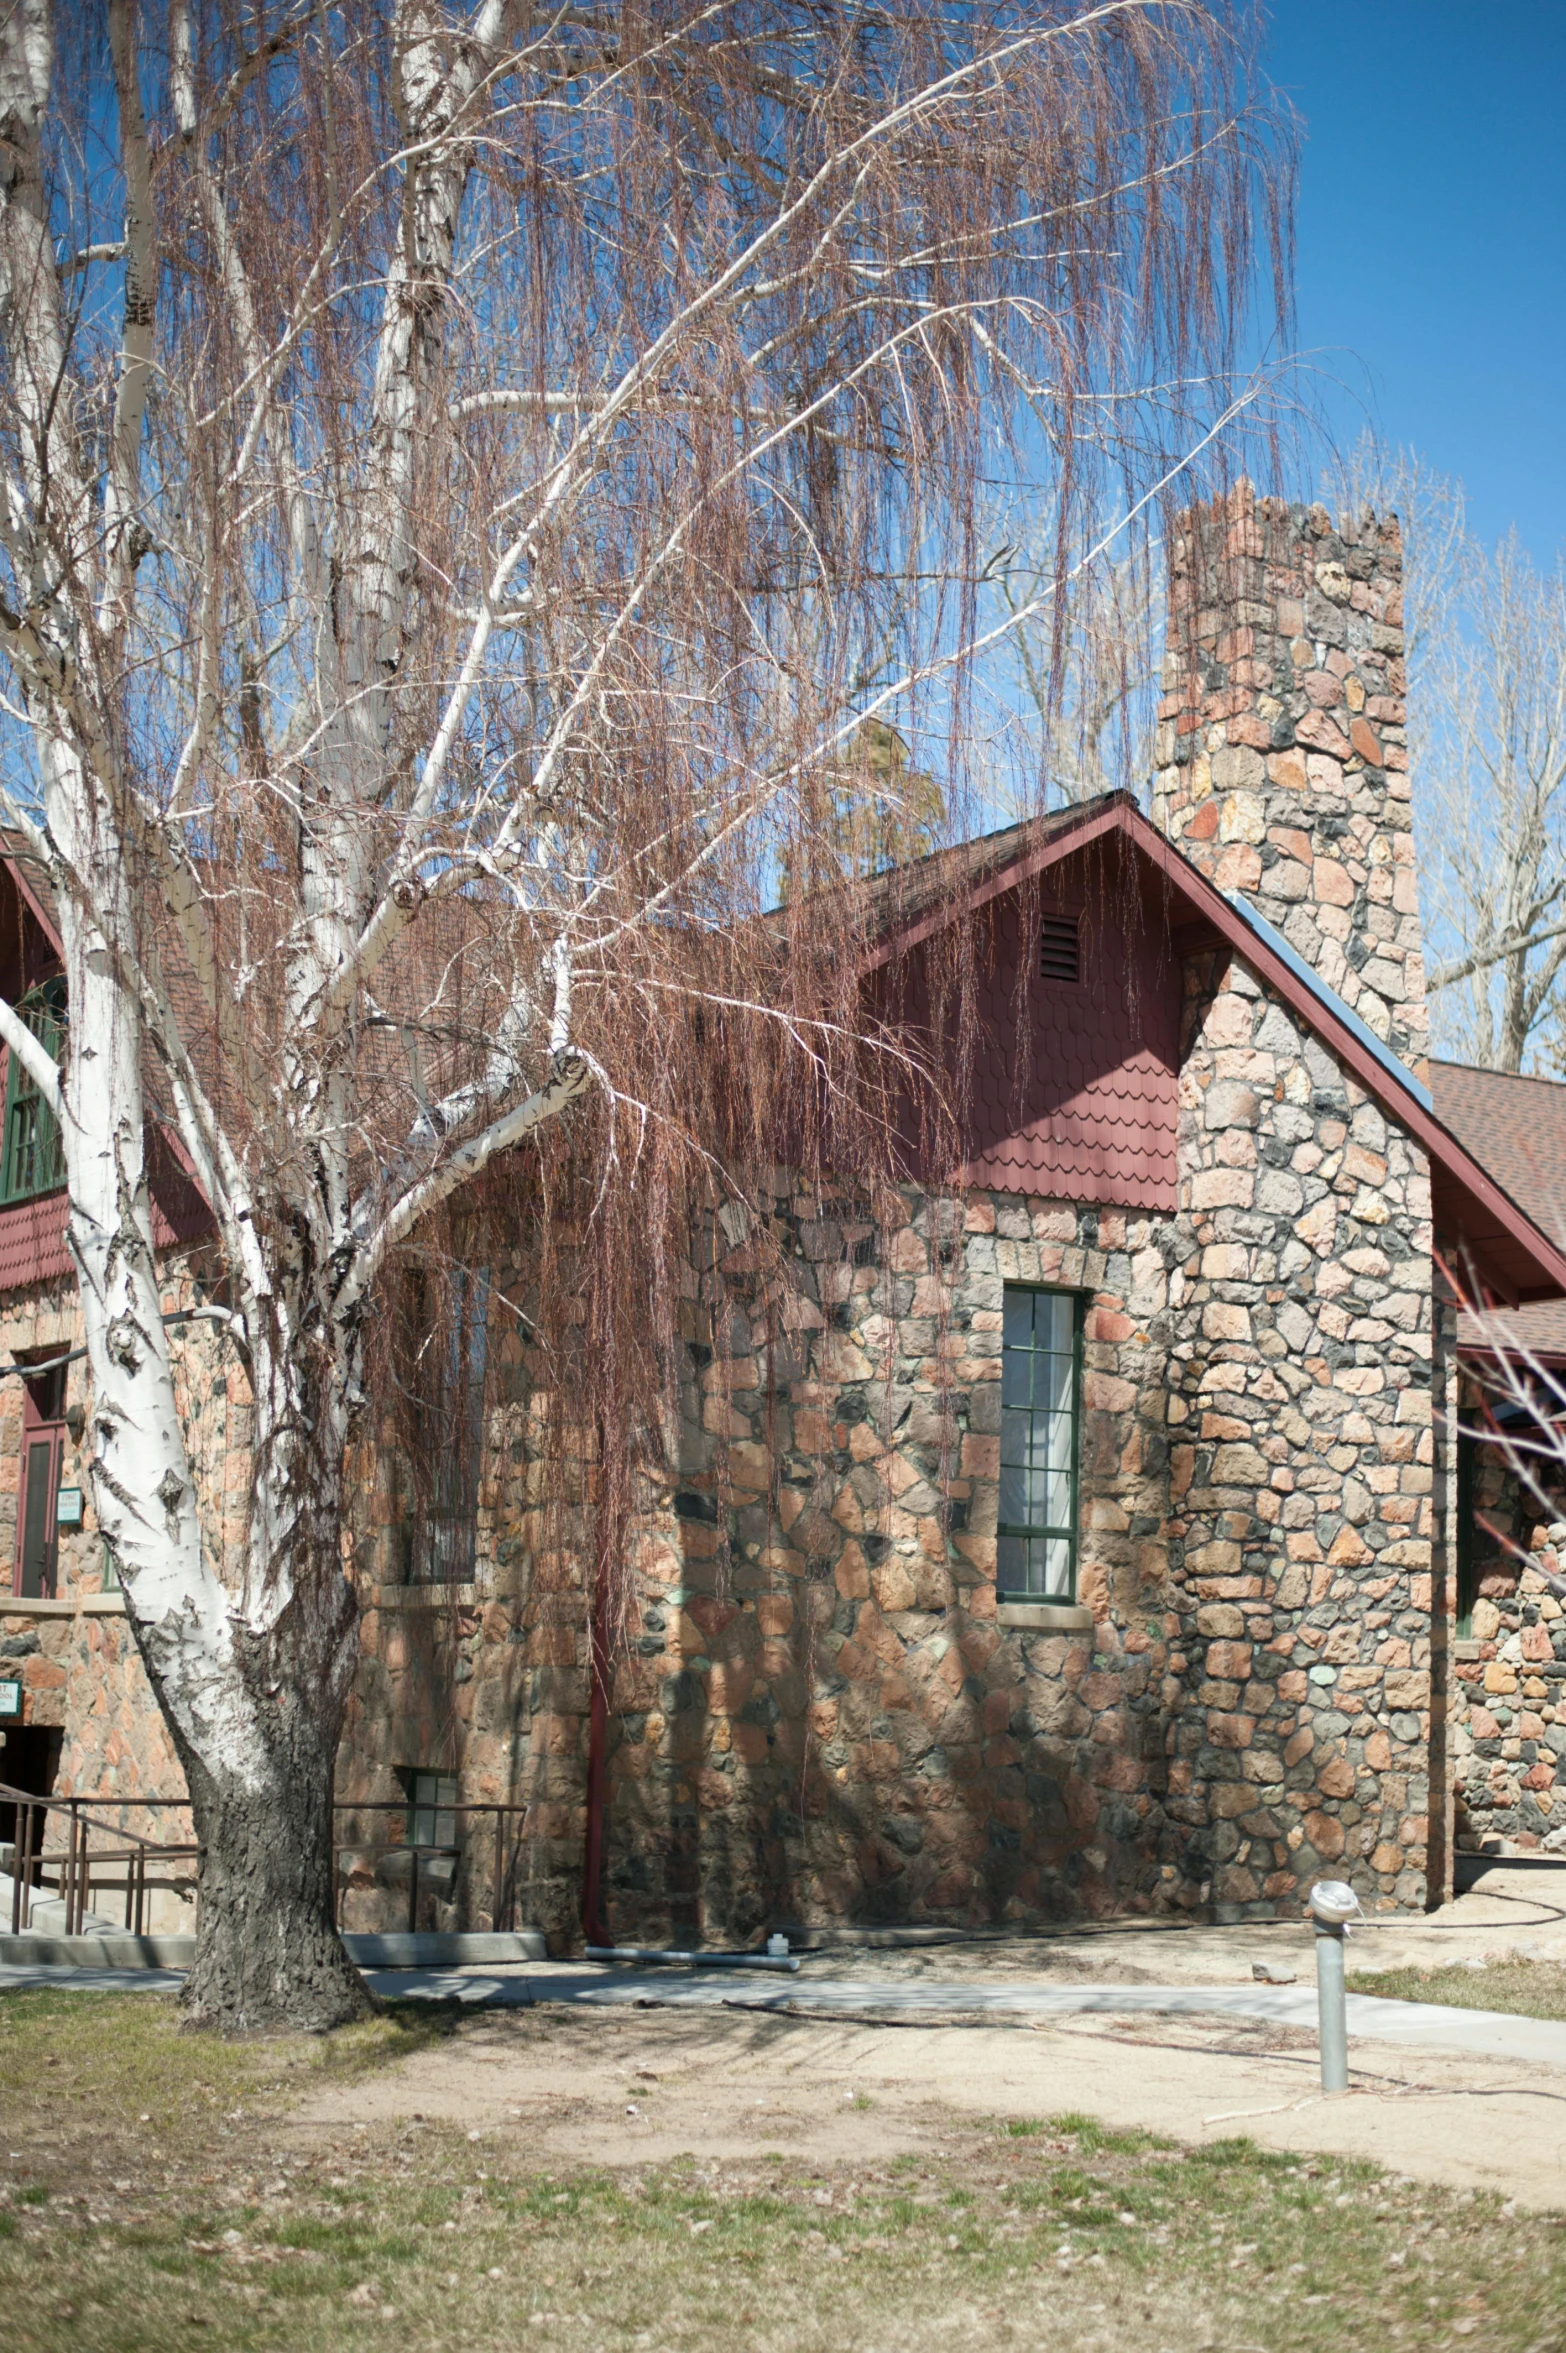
[1152,485,1426,1074]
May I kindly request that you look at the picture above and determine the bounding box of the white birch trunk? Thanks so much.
[48,751,366,2027]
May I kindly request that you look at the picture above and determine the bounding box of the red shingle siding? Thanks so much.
[0,1129,211,1300]
[875,858,1180,1210]
[0,1188,71,1291]
[961,892,1178,1207]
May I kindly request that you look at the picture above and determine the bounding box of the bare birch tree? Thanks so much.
[1419,534,1566,1071]
[987,538,1162,806]
[1332,443,1566,1072]
[0,0,1287,2029]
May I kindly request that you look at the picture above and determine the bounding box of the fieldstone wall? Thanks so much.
[1170,950,1436,1916]
[1451,1447,1566,1853]
[1154,486,1425,1073]
[338,919,1446,1947]
[599,1185,1184,1943]
[338,1294,588,1945]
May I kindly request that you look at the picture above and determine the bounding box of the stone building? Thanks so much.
[6,486,1566,1947]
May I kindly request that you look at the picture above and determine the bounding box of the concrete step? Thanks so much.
[0,1872,122,1939]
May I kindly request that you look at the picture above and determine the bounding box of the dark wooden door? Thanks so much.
[14,1366,64,1599]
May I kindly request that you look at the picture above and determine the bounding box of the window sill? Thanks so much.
[1,1590,124,1617]
[996,1601,1094,1632]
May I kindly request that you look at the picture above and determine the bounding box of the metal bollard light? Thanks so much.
[1308,1878,1361,2094]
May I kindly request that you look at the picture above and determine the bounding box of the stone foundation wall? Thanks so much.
[2,952,1447,1948]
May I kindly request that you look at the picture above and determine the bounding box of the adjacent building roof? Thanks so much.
[1430,1060,1566,1357]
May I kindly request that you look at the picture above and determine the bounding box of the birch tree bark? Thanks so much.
[0,0,1287,2029]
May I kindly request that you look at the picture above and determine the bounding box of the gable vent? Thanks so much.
[1040,913,1081,984]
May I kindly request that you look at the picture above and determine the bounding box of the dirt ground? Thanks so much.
[773,1862,1566,1985]
[286,1991,1566,2208]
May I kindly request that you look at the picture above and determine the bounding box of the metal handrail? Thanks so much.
[0,1786,532,1938]
[0,1782,197,1936]
[332,1799,530,1936]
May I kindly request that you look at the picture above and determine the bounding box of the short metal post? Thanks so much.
[1308,1878,1358,2095]
[1314,1919,1347,2093]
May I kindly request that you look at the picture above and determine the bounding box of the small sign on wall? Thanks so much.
[0,1679,21,1719]
[55,1487,83,1528]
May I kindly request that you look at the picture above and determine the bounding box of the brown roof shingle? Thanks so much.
[1431,1059,1566,1356]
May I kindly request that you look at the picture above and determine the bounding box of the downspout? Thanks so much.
[582,1526,612,1949]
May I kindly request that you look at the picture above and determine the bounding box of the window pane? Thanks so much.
[1036,1348,1073,1415]
[1037,1292,1074,1354]
[997,1285,1078,1601]
[1039,1413,1074,1472]
[998,1531,1074,1600]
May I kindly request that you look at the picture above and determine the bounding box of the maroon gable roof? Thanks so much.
[1430,1061,1566,1356]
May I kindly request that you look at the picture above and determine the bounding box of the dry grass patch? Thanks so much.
[1,1990,1564,2352]
[1346,1958,1566,2021]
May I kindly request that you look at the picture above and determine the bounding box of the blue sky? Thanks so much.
[1266,0,1566,562]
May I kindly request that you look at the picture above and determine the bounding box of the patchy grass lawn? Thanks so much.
[1346,1958,1566,2022]
[2,1990,1565,2353]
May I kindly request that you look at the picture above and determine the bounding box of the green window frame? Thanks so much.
[0,978,65,1206]
[997,1283,1082,1602]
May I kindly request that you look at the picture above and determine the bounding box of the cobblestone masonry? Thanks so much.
[1450,1426,1566,1853]
[1170,954,1435,1915]
[1153,486,1426,1074]
[340,944,1440,1944]
[2,1046,1446,1942]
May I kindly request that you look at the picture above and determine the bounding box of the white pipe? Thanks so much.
[585,1943,800,1972]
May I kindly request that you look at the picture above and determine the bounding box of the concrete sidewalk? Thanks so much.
[6,1953,1566,2069]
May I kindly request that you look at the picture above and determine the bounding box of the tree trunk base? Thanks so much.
[182,1924,373,2037]
[181,1770,372,2036]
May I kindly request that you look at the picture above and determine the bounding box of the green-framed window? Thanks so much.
[0,978,65,1205]
[998,1284,1082,1602]
[400,1768,460,1849]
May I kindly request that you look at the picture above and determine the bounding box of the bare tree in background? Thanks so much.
[985,538,1162,808]
[1422,535,1566,1071]
[0,0,1288,2030]
[1331,441,1566,1072]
